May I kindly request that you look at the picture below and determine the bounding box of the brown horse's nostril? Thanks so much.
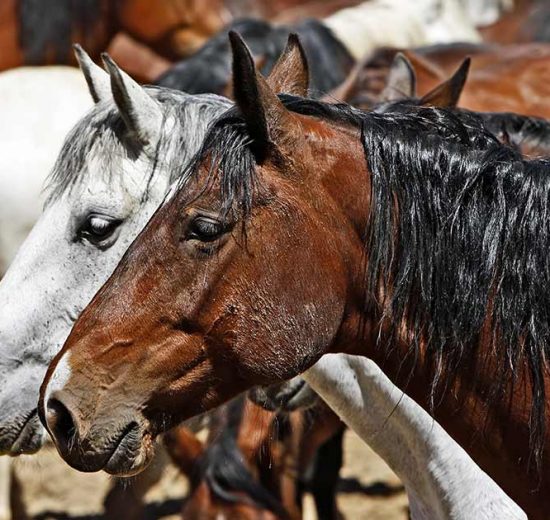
[46,398,77,450]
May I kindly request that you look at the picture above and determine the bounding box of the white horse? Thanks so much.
[0,50,229,457]
[322,0,479,62]
[0,53,229,519]
[322,0,515,62]
[0,65,92,520]
[0,67,93,275]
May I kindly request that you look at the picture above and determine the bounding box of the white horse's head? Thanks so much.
[0,48,229,455]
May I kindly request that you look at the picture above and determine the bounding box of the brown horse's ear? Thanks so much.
[223,54,267,100]
[419,57,471,108]
[380,53,417,102]
[101,53,163,146]
[229,31,301,162]
[266,33,309,96]
[323,62,361,103]
[73,44,111,103]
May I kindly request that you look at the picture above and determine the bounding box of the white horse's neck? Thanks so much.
[303,354,526,519]
[323,0,482,62]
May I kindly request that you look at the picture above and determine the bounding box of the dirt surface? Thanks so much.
[10,430,408,520]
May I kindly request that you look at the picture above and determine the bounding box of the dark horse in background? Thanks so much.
[155,17,354,97]
[0,0,230,69]
[164,396,344,520]
[41,33,550,519]
[0,0,362,79]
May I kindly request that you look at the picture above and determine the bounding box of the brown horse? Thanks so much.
[164,396,344,520]
[0,0,230,71]
[331,42,550,119]
[348,52,550,158]
[0,0,362,74]
[40,34,550,518]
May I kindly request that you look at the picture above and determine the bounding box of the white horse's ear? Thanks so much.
[73,44,111,103]
[101,53,163,146]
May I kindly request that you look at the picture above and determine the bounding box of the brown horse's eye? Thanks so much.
[187,217,226,243]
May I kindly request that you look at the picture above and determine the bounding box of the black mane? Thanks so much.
[18,0,103,64]
[183,96,550,472]
[375,98,550,157]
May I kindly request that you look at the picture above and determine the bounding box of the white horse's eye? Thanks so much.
[77,214,122,248]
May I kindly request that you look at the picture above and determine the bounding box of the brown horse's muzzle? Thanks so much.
[38,342,157,476]
[40,387,154,475]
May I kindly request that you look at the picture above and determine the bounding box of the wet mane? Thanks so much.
[18,0,104,64]
[45,87,230,205]
[375,99,550,157]
[184,96,550,471]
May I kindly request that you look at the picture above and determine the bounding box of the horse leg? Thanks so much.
[9,469,28,520]
[310,426,345,520]
[0,458,11,520]
[103,445,170,520]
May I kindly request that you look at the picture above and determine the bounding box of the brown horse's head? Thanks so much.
[40,33,370,475]
[116,0,230,59]
[165,398,291,520]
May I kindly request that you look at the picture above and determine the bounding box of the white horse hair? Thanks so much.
[301,354,526,519]
[323,0,483,62]
[0,65,93,520]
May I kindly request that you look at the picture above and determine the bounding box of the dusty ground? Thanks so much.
[10,430,408,520]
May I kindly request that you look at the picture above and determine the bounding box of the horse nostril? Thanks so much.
[46,398,77,450]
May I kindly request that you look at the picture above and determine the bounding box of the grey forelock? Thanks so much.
[44,87,232,206]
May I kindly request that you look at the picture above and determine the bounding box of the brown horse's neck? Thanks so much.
[306,115,550,517]
[336,175,550,518]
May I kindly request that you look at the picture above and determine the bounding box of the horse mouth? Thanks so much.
[252,379,315,412]
[4,410,45,455]
[102,422,154,477]
[283,383,317,411]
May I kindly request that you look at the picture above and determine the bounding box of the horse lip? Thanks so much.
[272,379,308,411]
[8,410,44,455]
[283,385,313,411]
[103,422,148,477]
